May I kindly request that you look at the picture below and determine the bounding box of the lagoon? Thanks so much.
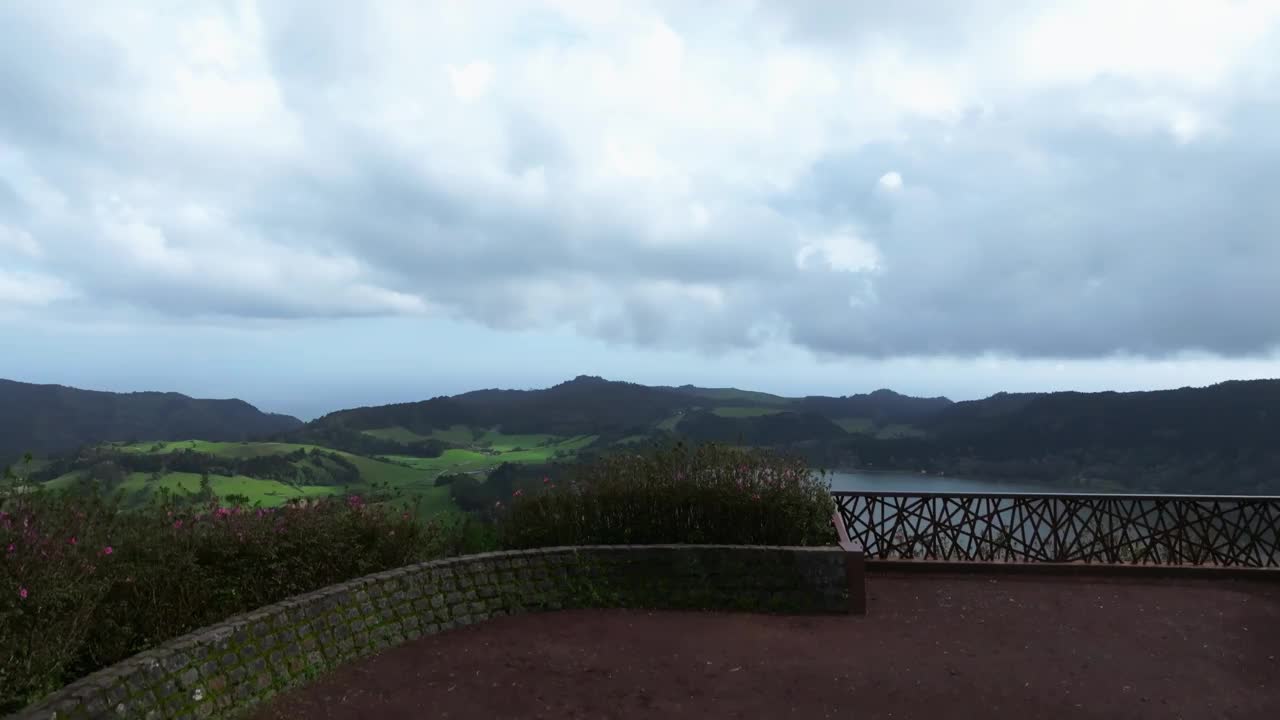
[826,470,1063,494]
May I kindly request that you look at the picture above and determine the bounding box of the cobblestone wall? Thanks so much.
[13,544,853,720]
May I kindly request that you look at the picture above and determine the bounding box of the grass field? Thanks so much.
[73,431,596,517]
[710,406,786,418]
[362,427,431,443]
[368,425,590,453]
[833,418,876,434]
[111,440,324,458]
[874,424,929,439]
[656,412,688,431]
[424,425,479,444]
[55,440,458,517]
[680,387,794,406]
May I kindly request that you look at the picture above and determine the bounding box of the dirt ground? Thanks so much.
[252,574,1280,720]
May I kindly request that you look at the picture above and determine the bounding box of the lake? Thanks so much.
[826,470,1056,494]
[825,470,1279,566]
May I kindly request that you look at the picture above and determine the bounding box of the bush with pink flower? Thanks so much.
[0,462,459,713]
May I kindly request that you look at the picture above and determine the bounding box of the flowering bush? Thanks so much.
[498,441,836,549]
[0,465,455,713]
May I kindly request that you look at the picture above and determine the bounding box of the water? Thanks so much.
[824,471,1280,566]
[826,470,1053,494]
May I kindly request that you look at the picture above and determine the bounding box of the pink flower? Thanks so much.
[102,546,113,556]
[68,536,77,546]
[543,477,550,484]
[18,587,28,600]
[513,489,523,497]
[6,543,13,553]
[752,493,761,501]
[257,509,266,517]
[173,520,183,529]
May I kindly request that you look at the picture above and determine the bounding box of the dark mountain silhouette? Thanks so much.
[11,373,1280,493]
[312,375,695,438]
[842,380,1280,493]
[0,379,302,465]
[793,388,954,424]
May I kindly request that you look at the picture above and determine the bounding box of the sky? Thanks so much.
[2,0,1280,420]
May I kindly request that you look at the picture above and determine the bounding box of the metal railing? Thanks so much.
[832,491,1280,568]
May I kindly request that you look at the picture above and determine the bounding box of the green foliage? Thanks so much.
[0,469,457,713]
[449,463,571,519]
[498,442,837,549]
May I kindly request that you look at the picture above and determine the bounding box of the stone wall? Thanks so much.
[13,544,859,720]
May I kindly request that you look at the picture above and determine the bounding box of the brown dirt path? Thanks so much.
[252,574,1280,720]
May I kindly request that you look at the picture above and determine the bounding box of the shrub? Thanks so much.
[498,441,836,549]
[0,466,455,713]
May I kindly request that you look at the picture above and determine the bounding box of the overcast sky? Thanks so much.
[3,0,1280,419]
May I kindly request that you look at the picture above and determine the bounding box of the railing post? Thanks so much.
[832,511,867,615]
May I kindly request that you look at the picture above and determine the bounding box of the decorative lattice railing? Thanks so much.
[832,491,1280,568]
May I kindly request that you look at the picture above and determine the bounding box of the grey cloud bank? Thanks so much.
[2,0,1279,411]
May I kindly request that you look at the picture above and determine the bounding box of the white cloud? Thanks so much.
[795,229,882,273]
[0,224,40,257]
[448,61,494,101]
[1,0,1279,364]
[0,270,75,306]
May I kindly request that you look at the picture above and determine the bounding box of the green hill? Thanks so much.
[0,379,302,466]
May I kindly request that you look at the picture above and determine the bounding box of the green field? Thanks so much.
[656,411,689,431]
[362,427,431,443]
[424,425,478,444]
[875,424,928,439]
[369,425,591,453]
[834,418,876,434]
[111,440,324,458]
[70,431,596,518]
[682,388,793,406]
[710,406,786,418]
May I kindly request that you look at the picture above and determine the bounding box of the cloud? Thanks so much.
[0,269,75,306]
[1,0,1279,361]
[877,171,903,191]
[448,62,494,101]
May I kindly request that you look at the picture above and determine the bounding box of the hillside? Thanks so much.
[12,375,1280,497]
[0,379,302,466]
[303,375,1280,494]
[844,380,1280,493]
[308,375,952,442]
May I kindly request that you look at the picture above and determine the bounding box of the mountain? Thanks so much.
[793,388,954,424]
[14,373,1280,494]
[312,376,696,438]
[304,374,1280,494]
[0,379,302,465]
[920,381,1280,456]
[845,380,1280,493]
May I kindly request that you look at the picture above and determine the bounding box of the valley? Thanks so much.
[7,375,1280,509]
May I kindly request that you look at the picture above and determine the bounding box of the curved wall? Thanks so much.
[14,544,859,720]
